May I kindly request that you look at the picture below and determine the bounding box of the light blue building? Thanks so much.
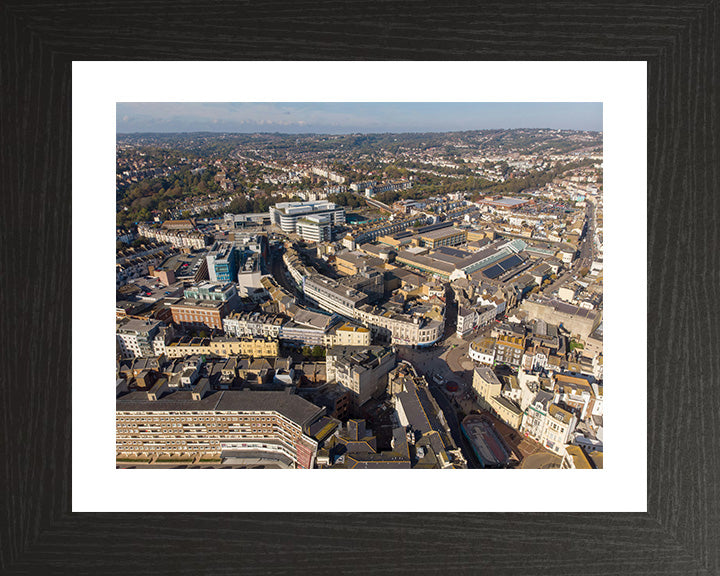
[206,243,237,283]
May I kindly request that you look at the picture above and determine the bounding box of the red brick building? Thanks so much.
[170,299,227,331]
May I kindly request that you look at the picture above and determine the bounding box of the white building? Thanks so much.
[468,337,496,365]
[296,214,333,243]
[137,223,208,249]
[558,247,576,264]
[326,323,372,347]
[116,318,164,359]
[456,305,497,337]
[456,307,477,337]
[222,311,284,339]
[520,391,577,455]
[269,200,345,234]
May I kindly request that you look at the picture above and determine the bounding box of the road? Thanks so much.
[397,328,481,468]
[575,200,596,269]
[542,269,573,296]
[541,201,597,296]
[428,383,481,469]
[270,248,299,296]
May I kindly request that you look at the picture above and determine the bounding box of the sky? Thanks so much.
[116,102,602,134]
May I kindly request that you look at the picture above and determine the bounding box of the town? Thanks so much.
[116,128,603,470]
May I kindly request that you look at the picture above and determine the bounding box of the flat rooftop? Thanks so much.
[171,299,226,310]
[117,389,325,426]
[419,226,466,240]
[273,201,338,215]
[482,197,530,207]
[304,275,367,303]
[117,317,162,334]
[396,251,455,275]
[293,309,335,330]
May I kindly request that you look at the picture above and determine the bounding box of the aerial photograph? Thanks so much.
[116,102,603,470]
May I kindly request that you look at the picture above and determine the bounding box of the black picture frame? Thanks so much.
[2,2,718,574]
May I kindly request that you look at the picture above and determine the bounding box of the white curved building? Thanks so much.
[270,201,345,234]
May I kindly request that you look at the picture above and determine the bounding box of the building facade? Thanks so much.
[209,337,279,358]
[296,214,333,243]
[116,318,164,359]
[520,391,578,455]
[137,223,208,249]
[419,227,468,249]
[116,389,324,468]
[206,243,238,283]
[170,299,227,331]
[469,337,496,365]
[494,335,526,367]
[222,311,285,339]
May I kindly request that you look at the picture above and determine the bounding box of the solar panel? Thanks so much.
[482,254,524,279]
[482,264,505,279]
[498,254,522,270]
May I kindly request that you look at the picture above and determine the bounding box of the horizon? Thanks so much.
[116,102,603,134]
[117,127,603,136]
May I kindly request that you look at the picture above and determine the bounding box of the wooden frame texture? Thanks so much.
[1,1,718,574]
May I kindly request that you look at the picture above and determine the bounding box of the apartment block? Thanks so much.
[116,318,165,359]
[116,389,325,468]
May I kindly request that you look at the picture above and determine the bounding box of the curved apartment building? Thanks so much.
[282,245,444,347]
[116,388,324,468]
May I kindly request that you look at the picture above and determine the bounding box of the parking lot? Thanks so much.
[123,275,184,302]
